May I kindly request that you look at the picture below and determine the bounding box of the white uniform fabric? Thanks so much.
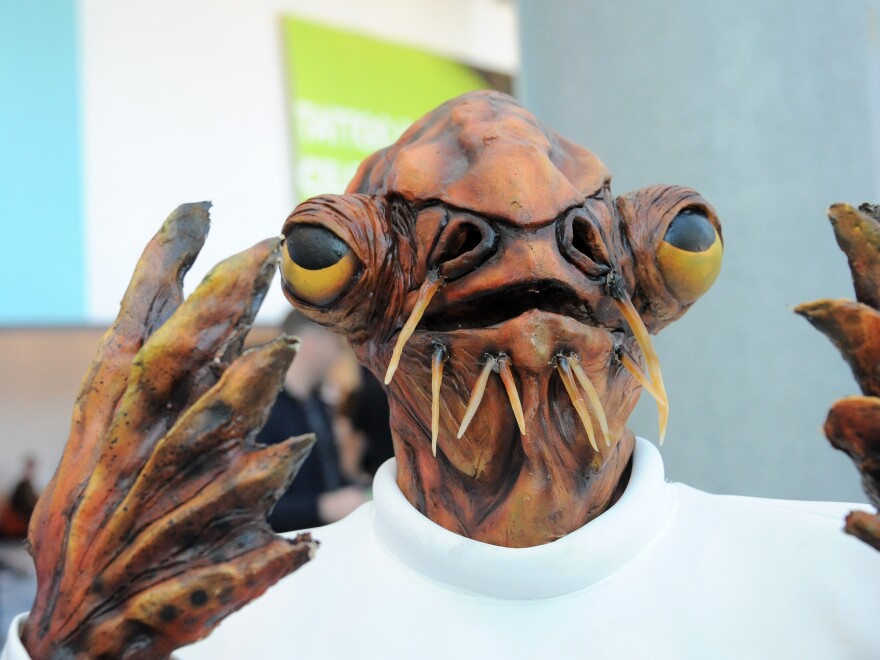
[4,439,880,659]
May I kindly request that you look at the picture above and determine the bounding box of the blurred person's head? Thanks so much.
[24,456,36,480]
[281,310,348,398]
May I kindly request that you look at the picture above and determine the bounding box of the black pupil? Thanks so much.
[287,224,350,269]
[663,210,715,252]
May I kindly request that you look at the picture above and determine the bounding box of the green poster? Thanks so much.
[282,17,499,201]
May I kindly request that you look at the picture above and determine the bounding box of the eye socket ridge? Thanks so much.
[286,223,352,270]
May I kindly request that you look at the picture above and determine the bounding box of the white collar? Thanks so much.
[371,437,675,600]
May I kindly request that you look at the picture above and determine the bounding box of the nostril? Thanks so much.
[431,215,498,280]
[571,218,594,257]
[441,223,483,261]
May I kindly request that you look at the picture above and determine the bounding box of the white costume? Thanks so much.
[4,439,880,659]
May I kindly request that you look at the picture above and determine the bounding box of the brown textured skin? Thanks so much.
[796,202,880,552]
[828,202,880,309]
[845,510,880,552]
[796,300,880,398]
[23,204,317,659]
[283,91,722,547]
[823,397,880,508]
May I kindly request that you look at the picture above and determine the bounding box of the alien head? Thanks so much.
[279,91,722,547]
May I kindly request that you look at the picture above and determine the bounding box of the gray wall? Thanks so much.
[518,0,880,501]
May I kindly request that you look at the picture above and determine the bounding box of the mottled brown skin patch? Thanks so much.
[283,91,721,547]
[797,202,880,553]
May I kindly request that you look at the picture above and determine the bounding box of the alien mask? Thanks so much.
[279,91,722,548]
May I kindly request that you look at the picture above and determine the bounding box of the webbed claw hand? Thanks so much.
[22,204,316,659]
[796,202,880,552]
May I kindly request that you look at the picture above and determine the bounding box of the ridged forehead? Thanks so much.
[346,91,611,226]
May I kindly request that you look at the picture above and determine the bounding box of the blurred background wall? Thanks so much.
[1,0,879,504]
[0,0,517,494]
[519,0,880,500]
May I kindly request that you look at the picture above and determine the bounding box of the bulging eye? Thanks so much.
[280,224,361,306]
[656,208,722,303]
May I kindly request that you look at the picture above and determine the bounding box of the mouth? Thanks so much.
[421,281,599,332]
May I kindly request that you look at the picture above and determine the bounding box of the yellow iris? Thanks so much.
[280,226,361,306]
[656,227,722,303]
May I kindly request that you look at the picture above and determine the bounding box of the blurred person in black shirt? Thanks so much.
[0,457,38,540]
[258,311,368,532]
[336,366,395,483]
